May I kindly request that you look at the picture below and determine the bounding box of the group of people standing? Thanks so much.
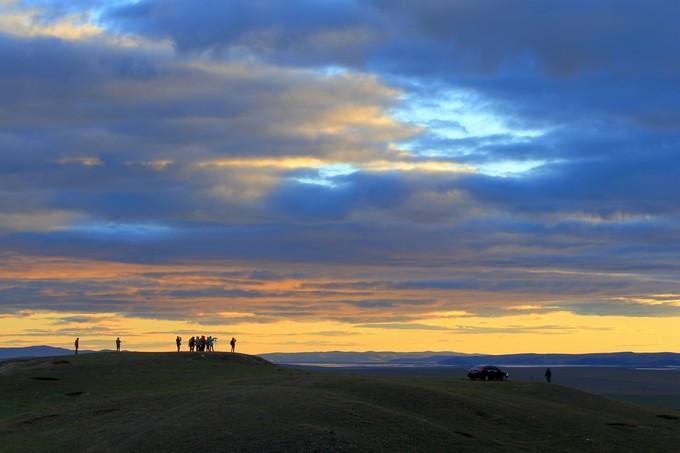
[189,335,216,352]
[73,336,238,354]
[175,335,237,353]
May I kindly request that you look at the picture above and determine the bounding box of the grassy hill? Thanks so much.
[1,353,679,452]
[297,365,680,412]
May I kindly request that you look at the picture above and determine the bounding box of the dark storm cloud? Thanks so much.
[0,31,409,230]
[1,0,680,324]
[98,0,680,220]
[105,0,680,74]
[103,0,680,126]
[104,0,380,65]
[456,150,680,217]
[0,33,399,162]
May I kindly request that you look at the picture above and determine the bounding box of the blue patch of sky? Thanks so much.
[315,65,350,77]
[392,89,549,177]
[294,163,357,187]
[19,0,114,22]
[68,222,174,239]
[477,159,549,177]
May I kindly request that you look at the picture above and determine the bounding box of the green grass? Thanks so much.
[1,353,679,452]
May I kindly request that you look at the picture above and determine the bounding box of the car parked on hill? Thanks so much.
[467,365,509,381]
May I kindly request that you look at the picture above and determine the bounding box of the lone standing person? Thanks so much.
[74,337,79,355]
[116,337,121,352]
[230,337,237,353]
[176,336,182,352]
[545,367,552,383]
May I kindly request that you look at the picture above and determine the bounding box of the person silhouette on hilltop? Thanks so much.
[176,336,182,352]
[545,368,552,383]
[115,337,121,352]
[230,337,237,353]
[74,337,79,355]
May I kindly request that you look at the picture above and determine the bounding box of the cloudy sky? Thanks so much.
[2,0,680,353]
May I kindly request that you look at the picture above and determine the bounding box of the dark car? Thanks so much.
[467,365,509,381]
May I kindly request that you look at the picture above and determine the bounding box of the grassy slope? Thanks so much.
[0,353,679,452]
[300,366,680,411]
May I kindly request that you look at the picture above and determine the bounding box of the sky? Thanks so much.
[2,0,680,354]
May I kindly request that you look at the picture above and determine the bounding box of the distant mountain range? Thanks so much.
[0,346,95,361]
[259,351,680,368]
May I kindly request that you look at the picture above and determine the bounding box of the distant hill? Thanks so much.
[0,346,94,361]
[1,352,679,452]
[431,352,680,368]
[260,351,680,368]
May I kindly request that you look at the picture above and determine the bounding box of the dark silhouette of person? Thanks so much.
[74,337,79,355]
[230,337,236,353]
[176,336,182,352]
[115,337,121,352]
[188,336,195,352]
[545,368,552,383]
